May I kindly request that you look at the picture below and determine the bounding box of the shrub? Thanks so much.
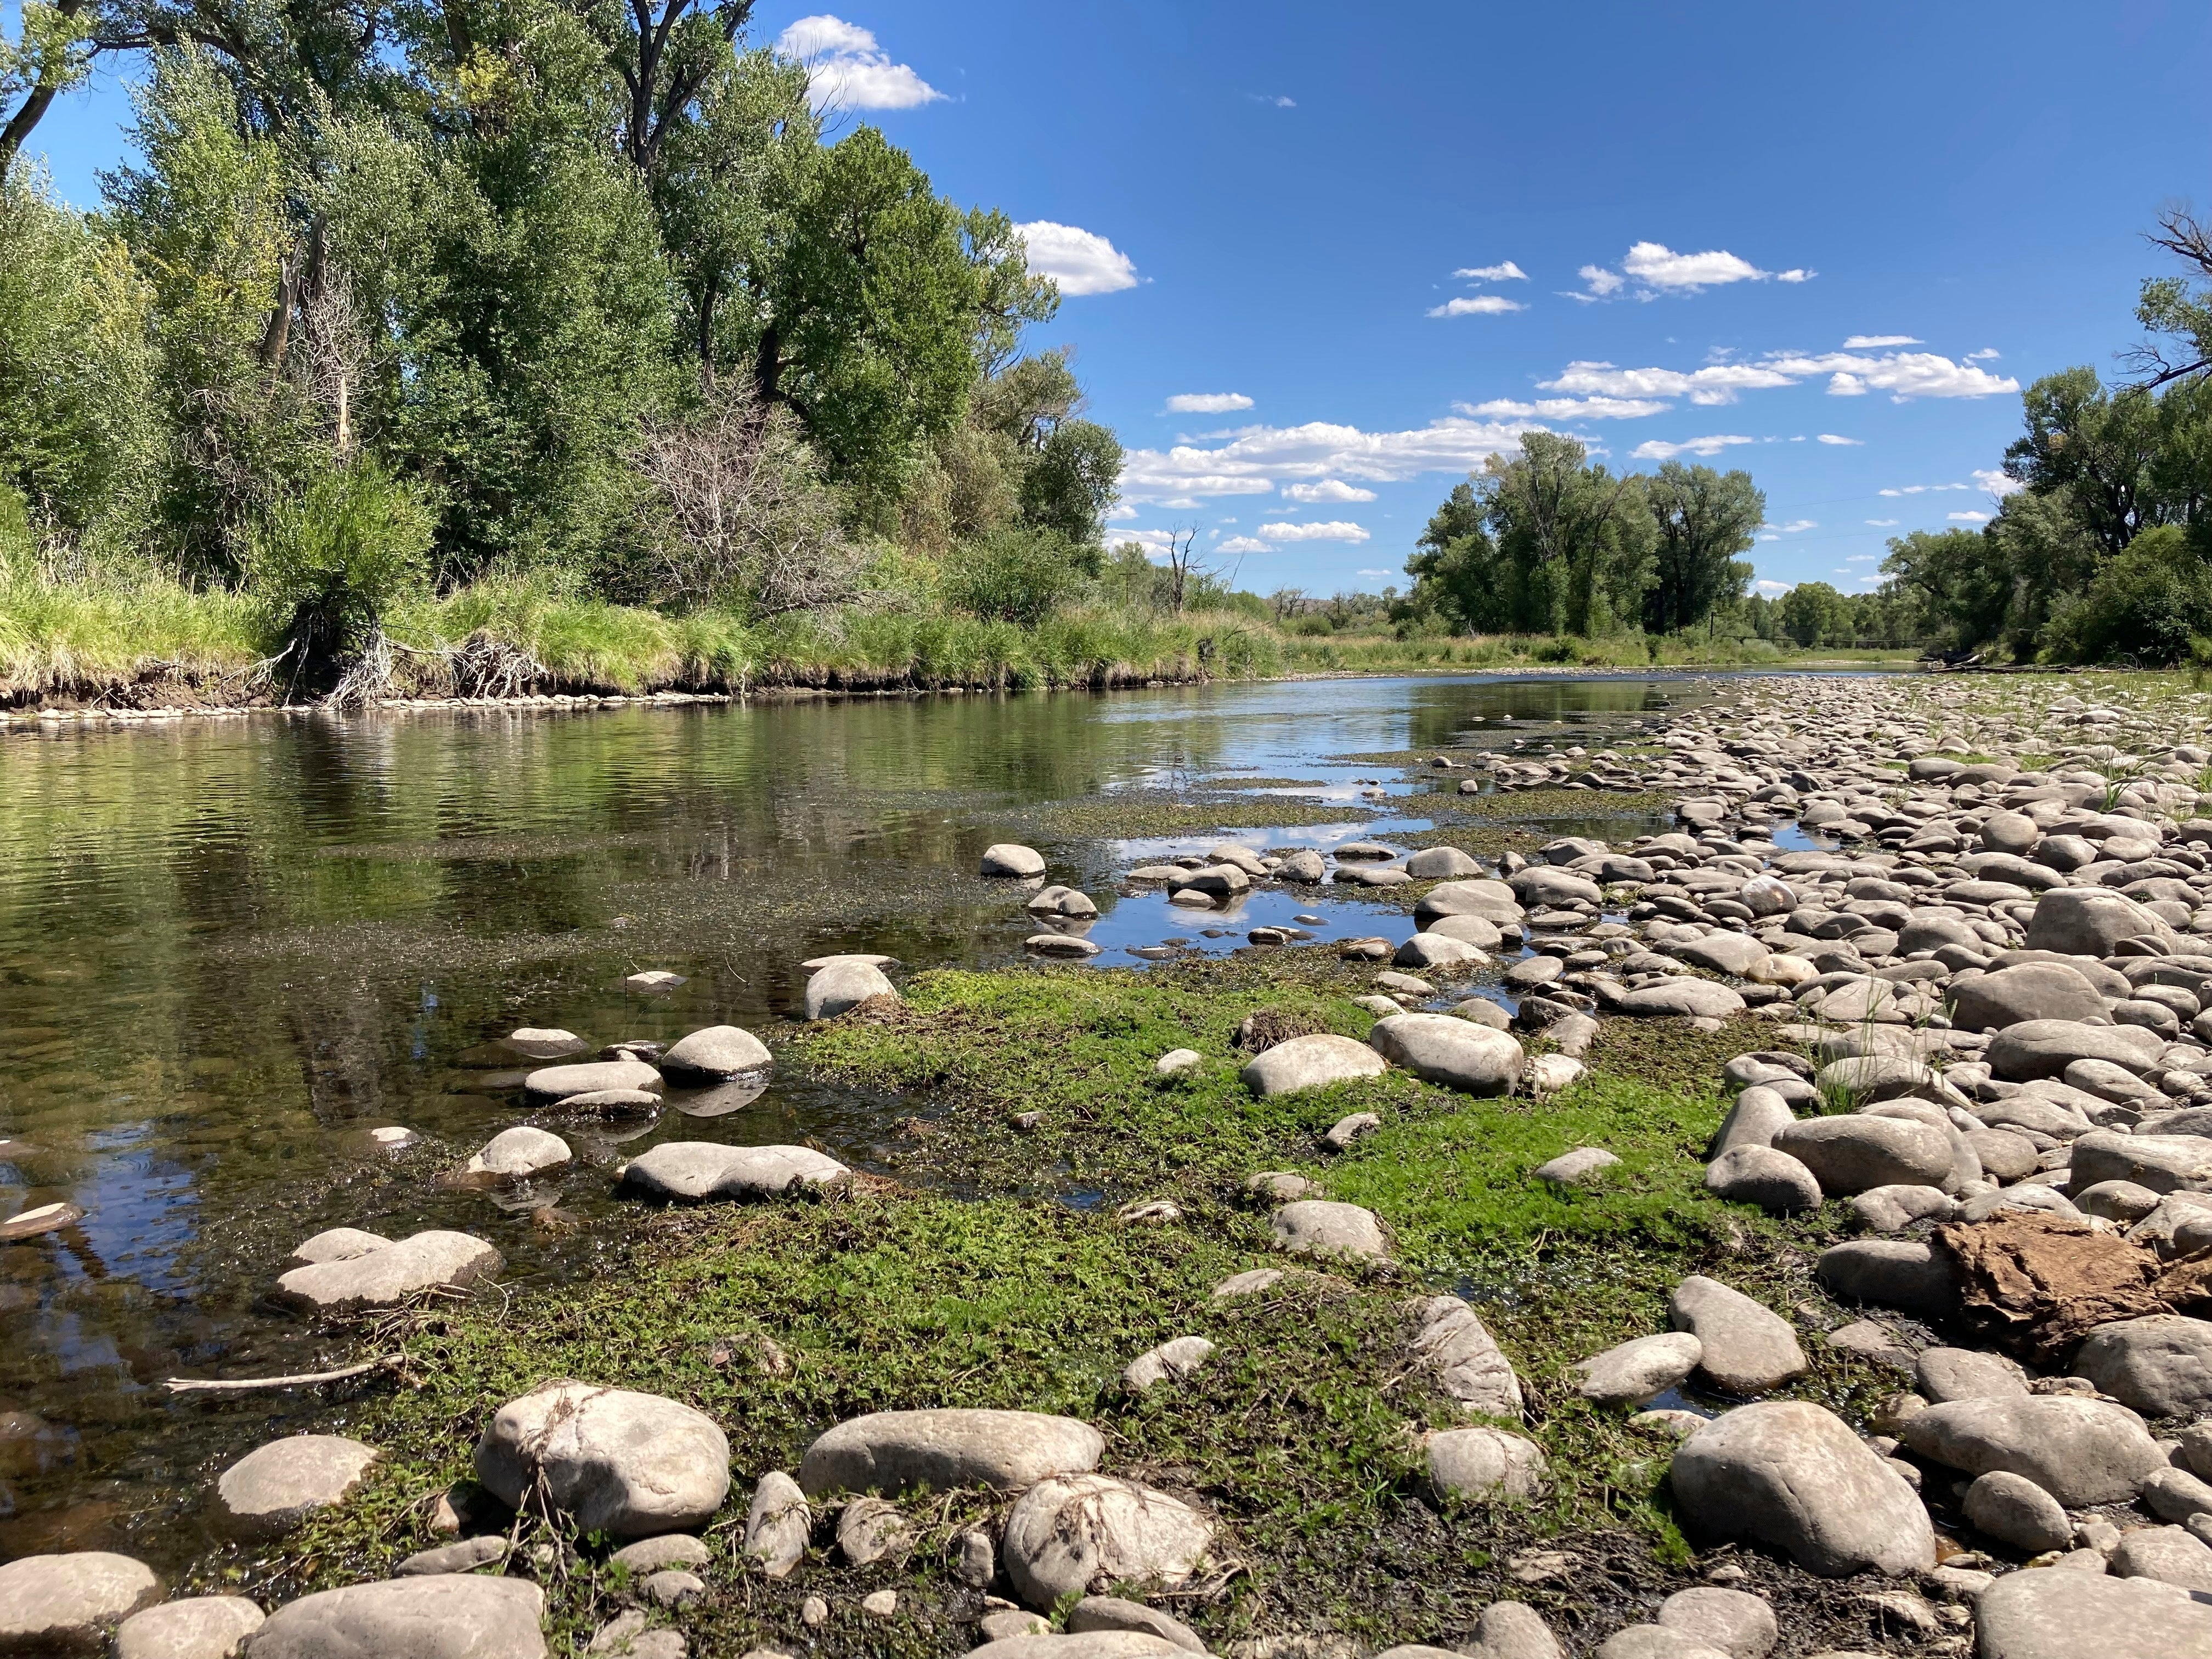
[941,526,1096,626]
[248,461,435,676]
[2039,527,2212,665]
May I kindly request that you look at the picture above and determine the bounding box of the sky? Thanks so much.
[25,1,2212,600]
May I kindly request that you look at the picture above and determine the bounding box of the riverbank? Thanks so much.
[0,569,1920,712]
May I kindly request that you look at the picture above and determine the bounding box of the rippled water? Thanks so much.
[0,672,1704,1568]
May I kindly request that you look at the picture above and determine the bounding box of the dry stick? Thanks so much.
[162,1354,404,1394]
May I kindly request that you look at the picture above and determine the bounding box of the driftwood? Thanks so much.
[162,1354,403,1394]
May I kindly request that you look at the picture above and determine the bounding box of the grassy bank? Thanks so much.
[0,567,1920,707]
[245,955,1911,1658]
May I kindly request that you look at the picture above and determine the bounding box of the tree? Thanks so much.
[1401,478,1508,633]
[1879,528,2011,651]
[1477,432,1656,634]
[2040,526,2212,665]
[1777,580,1850,647]
[1642,460,1761,634]
[2004,368,2167,556]
[2130,201,2212,389]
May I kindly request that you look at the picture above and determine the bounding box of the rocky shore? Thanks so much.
[8,670,2212,1659]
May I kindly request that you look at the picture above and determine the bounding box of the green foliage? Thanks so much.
[2040,525,2212,665]
[1641,460,1761,634]
[1776,579,1849,647]
[249,460,435,664]
[940,526,1099,625]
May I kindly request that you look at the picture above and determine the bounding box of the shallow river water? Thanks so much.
[0,672,1708,1570]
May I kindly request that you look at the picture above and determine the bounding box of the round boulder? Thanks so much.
[0,1553,161,1654]
[1669,1401,1933,1576]
[806,960,896,1020]
[660,1025,772,1080]
[618,1142,849,1201]
[216,1436,379,1538]
[1426,1426,1548,1501]
[1898,1394,2166,1505]
[1773,1115,1956,1195]
[798,1409,1104,1496]
[1368,1014,1525,1096]
[1269,1199,1389,1261]
[475,1382,730,1539]
[245,1576,545,1659]
[2075,1314,2212,1419]
[1239,1034,1389,1097]
[2022,888,2171,957]
[982,844,1047,877]
[1705,1146,1822,1214]
[464,1126,571,1182]
[115,1596,266,1659]
[1000,1475,1213,1611]
[1574,1333,1703,1408]
[1963,1469,2073,1554]
[1947,963,2107,1032]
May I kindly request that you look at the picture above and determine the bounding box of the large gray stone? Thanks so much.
[1814,1240,1960,1319]
[1669,1276,1808,1395]
[285,1227,393,1267]
[1426,1427,1548,1500]
[1704,1146,1822,1214]
[1407,1295,1522,1417]
[799,1409,1103,1496]
[1064,1598,1206,1654]
[806,960,896,1019]
[475,1382,730,1538]
[1575,1333,1703,1408]
[1898,1395,2166,1504]
[1270,1199,1390,1261]
[1987,1019,2164,1082]
[2023,888,2172,957]
[1656,1587,1777,1659]
[2112,1524,2212,1592]
[2075,1314,2212,1419]
[273,1231,502,1314]
[964,1637,1189,1659]
[1709,1087,1798,1156]
[1368,1014,1525,1095]
[1417,878,1524,927]
[1915,1347,2027,1404]
[1948,963,2108,1031]
[981,844,1047,877]
[659,1025,772,1079]
[1395,932,1487,973]
[1509,867,1603,909]
[523,1058,664,1102]
[216,1435,378,1538]
[393,1536,511,1577]
[0,1553,161,1654]
[742,1471,808,1577]
[244,1576,546,1659]
[1614,981,1747,1019]
[1406,846,1484,881]
[1850,1184,1957,1232]
[2071,1129,2212,1193]
[115,1597,266,1659]
[1669,1401,1933,1576]
[1963,1469,2072,1554]
[1000,1475,1212,1611]
[1974,1568,2212,1659]
[1239,1034,1390,1096]
[618,1143,849,1201]
[1425,912,1505,950]
[1774,1116,1956,1195]
[464,1126,571,1181]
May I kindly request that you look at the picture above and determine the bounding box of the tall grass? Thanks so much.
[0,569,1917,706]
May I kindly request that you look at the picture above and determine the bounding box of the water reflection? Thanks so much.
[0,672,1706,1567]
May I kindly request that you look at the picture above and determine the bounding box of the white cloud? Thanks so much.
[1865,518,1899,527]
[1572,242,1816,299]
[1429,295,1525,317]
[1972,466,2025,498]
[1455,395,1671,420]
[1632,434,1756,459]
[1844,554,1878,563]
[1105,502,1139,522]
[1256,520,1371,543]
[1249,93,1296,108]
[1282,479,1377,503]
[1115,529,1181,557]
[1878,482,1970,496]
[1014,222,1138,296]
[1842,335,1922,348]
[1948,510,1991,523]
[1816,433,1863,445]
[1164,392,1253,414]
[1217,535,1274,554]
[1542,360,1797,405]
[1542,348,2016,407]
[1356,567,1392,577]
[1754,579,1791,595]
[1116,416,1534,505]
[1455,261,1528,282]
[1967,348,2001,360]
[778,16,943,111]
[1764,519,1818,534]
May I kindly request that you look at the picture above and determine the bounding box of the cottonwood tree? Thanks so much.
[1643,460,1762,634]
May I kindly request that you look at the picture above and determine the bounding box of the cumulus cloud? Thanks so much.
[1972,466,2025,498]
[1764,519,1818,534]
[778,16,943,110]
[1949,510,1991,523]
[1014,222,1138,296]
[1165,392,1253,414]
[1572,242,1814,299]
[1114,528,1182,557]
[1117,417,1533,505]
[1455,396,1671,420]
[1816,433,1863,445]
[1217,535,1274,554]
[1967,348,2001,360]
[1754,579,1791,595]
[1429,295,1525,317]
[1455,261,1528,282]
[1282,479,1377,503]
[1842,335,1922,348]
[1631,435,1756,460]
[1256,520,1371,543]
[1544,348,2016,405]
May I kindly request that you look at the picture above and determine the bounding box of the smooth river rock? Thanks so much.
[0,1552,161,1654]
[1974,1566,2212,1659]
[1000,1475,1213,1610]
[1774,1115,1957,1195]
[618,1142,850,1201]
[659,1025,772,1079]
[2074,1314,2212,1418]
[1987,1020,2164,1082]
[1426,1427,1549,1501]
[798,1409,1104,1496]
[245,1576,546,1659]
[523,1058,663,1102]
[464,1126,571,1181]
[1269,1199,1389,1261]
[1368,1014,1525,1095]
[1669,1401,1934,1576]
[1898,1395,2166,1505]
[273,1231,502,1314]
[806,960,896,1019]
[981,844,1047,877]
[114,1596,265,1659]
[1575,1332,1703,1408]
[2022,888,2172,958]
[1239,1034,1390,1096]
[475,1382,731,1538]
[216,1435,378,1538]
[1668,1276,1808,1395]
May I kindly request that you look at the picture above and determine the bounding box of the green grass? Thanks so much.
[0,562,279,696]
[245,957,1916,1657]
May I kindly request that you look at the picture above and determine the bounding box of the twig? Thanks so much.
[162,1354,403,1393]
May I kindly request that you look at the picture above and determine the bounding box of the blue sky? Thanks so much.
[28,2,2212,599]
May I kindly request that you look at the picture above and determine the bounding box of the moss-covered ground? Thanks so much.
[238,951,1943,1657]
